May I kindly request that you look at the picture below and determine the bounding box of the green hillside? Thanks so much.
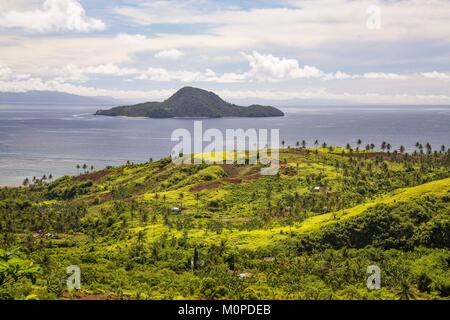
[1,147,449,300]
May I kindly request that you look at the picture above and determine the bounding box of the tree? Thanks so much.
[399,145,405,154]
[302,140,307,148]
[195,193,201,214]
[22,178,29,187]
[178,192,184,209]
[76,164,80,174]
[398,279,414,300]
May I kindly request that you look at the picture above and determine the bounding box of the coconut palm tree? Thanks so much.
[178,192,184,209]
[357,139,362,147]
[76,164,80,174]
[302,140,306,148]
[398,279,414,300]
[399,145,405,154]
[314,139,319,147]
[195,193,201,214]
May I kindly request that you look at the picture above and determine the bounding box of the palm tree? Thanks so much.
[22,178,29,187]
[48,174,53,181]
[398,279,414,300]
[425,142,432,155]
[399,145,405,154]
[314,139,319,147]
[281,140,285,148]
[322,142,327,149]
[346,143,351,150]
[386,143,391,152]
[76,164,80,174]
[178,192,184,209]
[90,165,94,172]
[302,140,306,148]
[296,141,300,147]
[357,139,362,147]
[195,193,200,213]
[441,145,446,153]
[381,141,387,152]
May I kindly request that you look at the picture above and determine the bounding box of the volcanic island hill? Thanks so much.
[95,87,285,118]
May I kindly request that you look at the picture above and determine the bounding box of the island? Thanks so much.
[95,86,284,118]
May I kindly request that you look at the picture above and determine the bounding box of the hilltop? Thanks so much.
[95,87,284,118]
[1,146,449,300]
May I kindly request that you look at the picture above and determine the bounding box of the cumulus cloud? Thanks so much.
[154,49,184,60]
[0,0,105,32]
[241,51,324,81]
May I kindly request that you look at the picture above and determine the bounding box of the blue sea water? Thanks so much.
[0,104,449,186]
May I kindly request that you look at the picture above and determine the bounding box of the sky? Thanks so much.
[1,0,450,105]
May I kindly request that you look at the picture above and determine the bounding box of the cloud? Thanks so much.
[155,49,185,60]
[2,75,450,105]
[0,0,105,32]
[241,51,324,81]
[0,64,13,80]
[54,63,139,82]
[421,71,450,80]
[113,0,450,49]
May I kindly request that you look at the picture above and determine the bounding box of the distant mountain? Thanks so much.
[95,87,284,118]
[0,91,117,105]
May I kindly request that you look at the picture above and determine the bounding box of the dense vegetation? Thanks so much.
[95,87,284,118]
[0,143,449,300]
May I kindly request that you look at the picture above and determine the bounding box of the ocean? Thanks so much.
[0,104,449,186]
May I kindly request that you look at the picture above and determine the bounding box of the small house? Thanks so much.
[170,207,181,213]
[312,186,321,193]
[238,272,252,278]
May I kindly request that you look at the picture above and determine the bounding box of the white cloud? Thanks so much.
[218,88,450,105]
[113,0,450,48]
[421,71,450,80]
[155,49,184,60]
[241,51,324,81]
[361,72,407,80]
[54,63,139,82]
[0,0,105,32]
[2,75,450,105]
[0,65,13,80]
